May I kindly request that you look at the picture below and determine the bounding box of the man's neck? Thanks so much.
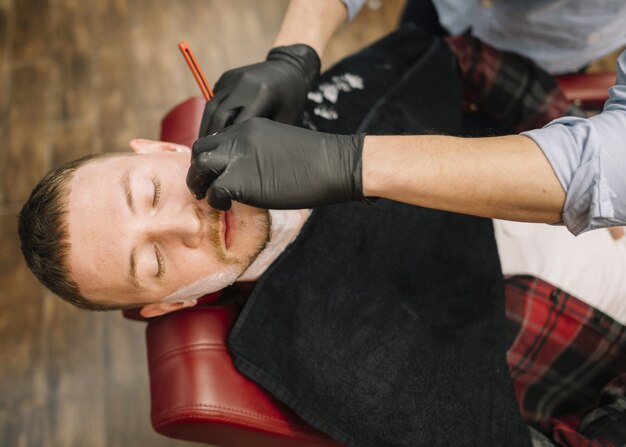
[237,209,311,282]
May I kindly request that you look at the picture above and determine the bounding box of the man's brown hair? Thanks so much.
[18,153,134,311]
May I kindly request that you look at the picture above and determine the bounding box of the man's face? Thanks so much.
[66,140,270,316]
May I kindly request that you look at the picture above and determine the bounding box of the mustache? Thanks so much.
[206,209,240,266]
[206,207,272,271]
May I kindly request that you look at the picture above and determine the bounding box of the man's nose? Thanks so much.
[146,207,202,247]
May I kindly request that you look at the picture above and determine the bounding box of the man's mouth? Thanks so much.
[224,209,234,249]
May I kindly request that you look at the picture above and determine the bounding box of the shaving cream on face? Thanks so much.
[160,268,240,303]
[237,209,311,282]
[160,209,310,303]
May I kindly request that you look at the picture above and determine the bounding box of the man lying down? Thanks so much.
[21,152,536,447]
[17,27,626,447]
[20,138,311,316]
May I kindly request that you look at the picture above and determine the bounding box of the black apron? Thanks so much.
[228,25,531,447]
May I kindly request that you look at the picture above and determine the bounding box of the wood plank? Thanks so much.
[0,213,47,447]
[130,0,291,141]
[103,313,194,447]
[11,0,50,62]
[1,62,50,205]
[49,123,98,168]
[176,0,289,84]
[92,0,131,52]
[0,0,12,109]
[93,48,138,153]
[42,291,107,447]
[131,0,183,113]
[47,0,95,126]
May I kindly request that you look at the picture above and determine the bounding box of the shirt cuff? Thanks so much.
[523,120,618,235]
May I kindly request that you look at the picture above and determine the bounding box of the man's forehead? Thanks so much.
[67,156,132,300]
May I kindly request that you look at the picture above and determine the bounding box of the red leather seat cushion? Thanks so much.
[147,305,339,446]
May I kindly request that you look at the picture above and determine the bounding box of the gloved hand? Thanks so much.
[187,118,367,210]
[198,44,321,137]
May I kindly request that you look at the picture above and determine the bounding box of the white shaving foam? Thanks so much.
[314,105,339,120]
[342,73,364,89]
[307,91,324,103]
[160,209,311,303]
[307,73,364,121]
[160,268,240,303]
[308,73,364,105]
[238,209,310,282]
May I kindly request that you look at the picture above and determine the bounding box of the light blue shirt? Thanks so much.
[342,0,626,234]
[342,0,626,74]
[523,51,626,235]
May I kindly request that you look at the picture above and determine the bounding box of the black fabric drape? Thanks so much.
[228,25,531,447]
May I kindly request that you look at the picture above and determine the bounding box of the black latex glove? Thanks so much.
[198,44,321,137]
[187,118,367,210]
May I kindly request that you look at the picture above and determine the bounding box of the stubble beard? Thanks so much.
[206,208,271,270]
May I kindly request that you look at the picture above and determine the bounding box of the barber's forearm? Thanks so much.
[362,135,566,223]
[273,0,347,58]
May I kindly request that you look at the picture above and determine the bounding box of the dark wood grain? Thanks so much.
[11,0,50,62]
[0,0,11,110]
[48,0,94,126]
[0,213,47,447]
[50,123,98,167]
[93,48,138,153]
[2,62,50,205]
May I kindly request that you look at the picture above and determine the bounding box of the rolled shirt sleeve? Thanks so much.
[522,50,626,235]
[340,0,367,21]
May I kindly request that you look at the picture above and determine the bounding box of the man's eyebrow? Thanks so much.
[128,247,141,290]
[122,169,135,214]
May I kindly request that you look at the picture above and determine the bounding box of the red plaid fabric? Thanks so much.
[505,276,626,447]
[446,35,584,133]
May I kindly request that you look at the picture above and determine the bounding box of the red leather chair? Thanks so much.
[125,72,615,446]
[124,96,341,447]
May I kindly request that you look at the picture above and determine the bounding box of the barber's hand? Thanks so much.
[199,44,320,137]
[187,118,366,210]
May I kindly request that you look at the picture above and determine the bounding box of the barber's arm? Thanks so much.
[522,50,626,234]
[362,134,565,223]
[199,0,348,136]
[186,119,564,223]
[188,52,626,234]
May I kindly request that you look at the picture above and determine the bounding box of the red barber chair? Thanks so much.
[124,97,340,447]
[123,71,615,447]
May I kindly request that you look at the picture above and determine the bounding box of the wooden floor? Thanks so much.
[0,1,404,446]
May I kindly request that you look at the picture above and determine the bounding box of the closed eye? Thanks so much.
[155,245,164,278]
[152,177,161,207]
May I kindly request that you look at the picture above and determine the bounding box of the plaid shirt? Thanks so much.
[505,276,626,447]
[443,35,626,446]
[446,35,585,133]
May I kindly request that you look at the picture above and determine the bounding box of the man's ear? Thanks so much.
[128,138,191,155]
[139,299,198,318]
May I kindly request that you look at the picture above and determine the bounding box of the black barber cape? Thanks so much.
[228,25,531,447]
